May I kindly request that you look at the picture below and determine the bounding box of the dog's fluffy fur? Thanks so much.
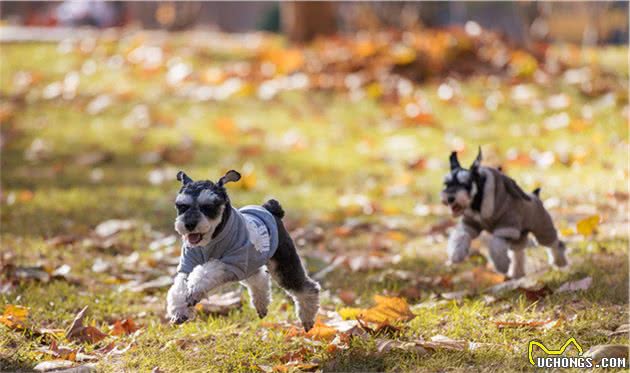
[441,148,568,278]
[166,171,320,331]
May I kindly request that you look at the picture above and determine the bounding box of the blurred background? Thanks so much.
[0,2,628,372]
[1,1,628,44]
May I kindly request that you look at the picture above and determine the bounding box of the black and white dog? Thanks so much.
[166,170,320,331]
[440,148,568,278]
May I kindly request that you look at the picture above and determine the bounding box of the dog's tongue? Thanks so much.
[187,233,203,245]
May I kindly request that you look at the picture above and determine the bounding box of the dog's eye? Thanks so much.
[175,203,190,213]
[199,204,218,216]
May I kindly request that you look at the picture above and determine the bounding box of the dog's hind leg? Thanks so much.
[268,218,320,331]
[546,240,568,268]
[241,267,271,318]
[488,236,511,274]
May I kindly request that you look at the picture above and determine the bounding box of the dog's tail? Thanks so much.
[532,187,541,197]
[263,199,285,219]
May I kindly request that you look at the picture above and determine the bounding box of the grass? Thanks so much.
[0,32,628,372]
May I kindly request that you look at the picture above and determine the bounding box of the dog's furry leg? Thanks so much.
[241,266,271,318]
[167,273,191,324]
[488,236,511,274]
[546,240,568,268]
[268,217,320,332]
[186,260,236,306]
[447,224,475,264]
[507,248,526,279]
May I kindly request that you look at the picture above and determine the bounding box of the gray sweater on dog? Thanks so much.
[461,167,558,246]
[177,205,279,280]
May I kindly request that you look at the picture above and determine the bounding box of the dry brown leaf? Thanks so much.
[338,290,357,305]
[65,306,108,344]
[556,277,592,293]
[110,318,140,336]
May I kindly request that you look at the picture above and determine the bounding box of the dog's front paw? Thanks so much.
[167,304,192,325]
[186,288,204,307]
[169,313,189,325]
[447,249,468,265]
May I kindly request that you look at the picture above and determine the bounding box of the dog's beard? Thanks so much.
[442,190,471,217]
[174,205,225,247]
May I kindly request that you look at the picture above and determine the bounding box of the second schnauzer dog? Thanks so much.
[440,148,568,278]
[166,170,320,331]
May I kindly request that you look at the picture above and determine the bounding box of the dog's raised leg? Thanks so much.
[488,236,511,274]
[241,267,271,318]
[268,219,320,332]
[167,273,192,324]
[186,260,237,306]
[547,240,568,268]
[447,224,477,264]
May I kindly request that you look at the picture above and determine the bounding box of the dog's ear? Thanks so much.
[177,171,193,185]
[449,152,461,170]
[470,147,482,172]
[217,170,241,187]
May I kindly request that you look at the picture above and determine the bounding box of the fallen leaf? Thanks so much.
[337,290,357,305]
[33,360,74,372]
[94,219,137,238]
[421,334,468,351]
[38,340,77,361]
[110,318,139,336]
[195,290,242,316]
[375,338,429,356]
[272,362,318,373]
[65,306,108,344]
[576,215,600,236]
[341,295,415,324]
[0,304,29,329]
[585,345,629,363]
[556,277,592,293]
[609,324,629,337]
[493,318,559,330]
[305,319,337,341]
[122,275,173,293]
[440,289,472,300]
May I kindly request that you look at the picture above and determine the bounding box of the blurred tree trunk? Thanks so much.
[281,2,336,43]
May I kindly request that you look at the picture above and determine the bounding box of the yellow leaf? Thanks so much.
[365,82,383,99]
[576,215,600,236]
[0,305,29,329]
[305,319,337,341]
[339,307,363,320]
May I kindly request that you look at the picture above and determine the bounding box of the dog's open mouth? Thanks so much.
[187,233,204,245]
[449,204,464,216]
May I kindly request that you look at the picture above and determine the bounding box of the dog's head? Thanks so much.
[440,148,482,217]
[173,170,241,247]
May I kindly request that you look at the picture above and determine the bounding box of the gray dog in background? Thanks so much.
[440,148,568,278]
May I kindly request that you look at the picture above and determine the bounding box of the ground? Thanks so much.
[0,29,628,372]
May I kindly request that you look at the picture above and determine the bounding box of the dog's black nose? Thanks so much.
[447,196,455,204]
[185,222,197,231]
